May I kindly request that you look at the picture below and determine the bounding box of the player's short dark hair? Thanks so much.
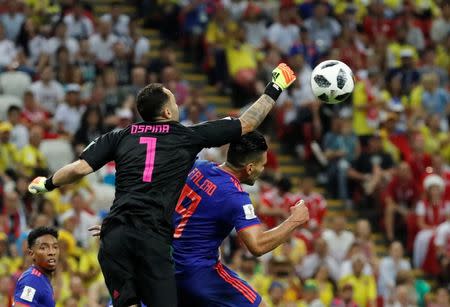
[227,131,268,168]
[136,83,170,121]
[27,226,58,248]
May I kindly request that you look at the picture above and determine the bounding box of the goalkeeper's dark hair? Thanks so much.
[136,83,170,121]
[227,131,268,168]
[27,226,58,248]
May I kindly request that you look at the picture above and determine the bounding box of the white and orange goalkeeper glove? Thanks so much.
[28,176,55,194]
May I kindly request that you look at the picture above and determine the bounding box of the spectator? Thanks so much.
[395,270,430,307]
[339,242,374,279]
[242,3,267,50]
[304,2,341,54]
[419,48,448,88]
[15,18,46,65]
[258,177,292,229]
[322,216,355,263]
[0,1,24,42]
[53,46,75,85]
[88,20,119,66]
[430,2,450,44]
[73,39,97,83]
[293,177,327,249]
[383,162,419,243]
[331,283,358,307]
[263,281,286,307]
[54,84,85,137]
[0,122,20,177]
[428,288,450,307]
[73,106,105,150]
[348,134,395,207]
[0,190,26,241]
[20,90,50,129]
[386,50,420,96]
[400,11,426,52]
[29,65,65,113]
[147,43,177,83]
[46,22,79,61]
[298,238,340,282]
[128,23,150,66]
[111,41,132,86]
[407,133,432,183]
[101,68,127,117]
[298,280,325,307]
[339,253,377,307]
[63,2,94,40]
[266,6,300,56]
[308,265,334,306]
[6,106,28,150]
[0,23,17,68]
[124,66,147,97]
[362,0,395,42]
[323,116,360,205]
[413,175,450,268]
[18,125,47,177]
[161,65,190,106]
[100,2,130,38]
[378,241,411,302]
[420,73,449,129]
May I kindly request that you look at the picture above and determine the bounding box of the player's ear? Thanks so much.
[161,105,172,119]
[245,163,254,175]
[28,247,34,257]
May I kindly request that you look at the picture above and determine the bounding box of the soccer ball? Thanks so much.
[310,60,354,104]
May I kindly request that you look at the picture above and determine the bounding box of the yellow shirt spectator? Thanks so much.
[352,81,378,136]
[205,18,237,47]
[0,142,20,173]
[386,45,418,69]
[225,43,257,79]
[339,274,377,307]
[19,144,47,177]
[436,44,449,73]
[306,278,334,306]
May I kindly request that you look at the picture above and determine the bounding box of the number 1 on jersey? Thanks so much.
[139,137,157,182]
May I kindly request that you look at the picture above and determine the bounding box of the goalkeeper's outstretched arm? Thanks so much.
[28,159,93,194]
[239,63,296,135]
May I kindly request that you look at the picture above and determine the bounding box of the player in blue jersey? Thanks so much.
[13,227,59,307]
[172,131,310,307]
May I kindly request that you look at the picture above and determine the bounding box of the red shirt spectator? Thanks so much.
[416,200,449,227]
[259,178,293,228]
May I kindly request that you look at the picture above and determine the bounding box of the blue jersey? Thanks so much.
[172,160,261,274]
[13,266,55,307]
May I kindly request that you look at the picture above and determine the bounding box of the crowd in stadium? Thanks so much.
[0,0,448,306]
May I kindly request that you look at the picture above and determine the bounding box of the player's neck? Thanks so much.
[33,264,54,280]
[220,163,242,182]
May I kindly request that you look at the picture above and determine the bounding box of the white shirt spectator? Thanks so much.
[298,253,340,281]
[0,37,16,66]
[339,259,373,279]
[63,14,94,39]
[89,33,119,63]
[322,228,355,263]
[101,14,130,37]
[54,103,85,135]
[304,17,341,52]
[378,257,411,299]
[133,36,150,64]
[10,123,29,149]
[266,23,300,55]
[430,17,450,44]
[435,220,450,248]
[29,80,65,112]
[59,209,99,248]
[1,13,25,41]
[244,20,267,49]
[46,36,79,59]
[222,0,248,20]
[28,35,48,65]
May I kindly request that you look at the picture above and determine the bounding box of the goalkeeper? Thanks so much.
[28,64,296,307]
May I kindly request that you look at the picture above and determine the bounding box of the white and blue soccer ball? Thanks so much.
[310,60,355,104]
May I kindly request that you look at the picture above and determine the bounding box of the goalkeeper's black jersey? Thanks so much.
[80,119,242,241]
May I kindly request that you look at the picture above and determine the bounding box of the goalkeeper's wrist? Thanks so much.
[44,176,59,191]
[264,82,283,101]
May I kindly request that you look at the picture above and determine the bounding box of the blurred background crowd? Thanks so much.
[0,0,448,306]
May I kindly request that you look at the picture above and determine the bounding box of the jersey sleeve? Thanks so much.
[190,118,242,148]
[79,130,121,171]
[228,191,261,232]
[13,276,43,306]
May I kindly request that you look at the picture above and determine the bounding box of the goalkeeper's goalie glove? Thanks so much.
[264,63,296,101]
[28,176,58,194]
[271,63,296,90]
